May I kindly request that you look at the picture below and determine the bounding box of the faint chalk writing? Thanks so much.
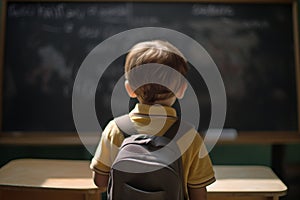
[78,26,101,39]
[8,3,129,20]
[8,4,36,17]
[192,5,234,16]
[37,4,64,19]
[243,20,270,29]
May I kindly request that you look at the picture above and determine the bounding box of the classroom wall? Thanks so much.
[0,1,300,198]
[1,0,299,165]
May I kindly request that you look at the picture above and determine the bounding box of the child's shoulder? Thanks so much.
[102,119,125,145]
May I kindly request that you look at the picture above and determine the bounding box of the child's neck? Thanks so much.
[138,96,176,107]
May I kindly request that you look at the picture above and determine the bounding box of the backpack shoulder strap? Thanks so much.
[114,114,138,138]
[163,120,180,139]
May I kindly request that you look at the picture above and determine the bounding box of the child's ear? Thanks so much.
[176,82,187,99]
[125,80,137,98]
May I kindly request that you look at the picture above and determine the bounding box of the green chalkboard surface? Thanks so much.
[2,1,299,133]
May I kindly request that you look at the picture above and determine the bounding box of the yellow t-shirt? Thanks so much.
[90,103,215,198]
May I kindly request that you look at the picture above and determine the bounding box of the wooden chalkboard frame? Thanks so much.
[0,0,299,145]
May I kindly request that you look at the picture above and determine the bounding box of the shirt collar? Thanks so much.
[130,103,177,118]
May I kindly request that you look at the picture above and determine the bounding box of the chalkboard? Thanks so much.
[1,0,299,133]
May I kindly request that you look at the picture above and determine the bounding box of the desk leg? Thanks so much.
[271,144,285,180]
[85,191,101,200]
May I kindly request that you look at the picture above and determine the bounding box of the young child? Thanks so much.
[90,40,215,200]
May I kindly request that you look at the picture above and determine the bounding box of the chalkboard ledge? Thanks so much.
[0,131,300,145]
[217,131,300,145]
[0,133,98,146]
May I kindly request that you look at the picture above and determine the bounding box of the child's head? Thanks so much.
[124,40,189,105]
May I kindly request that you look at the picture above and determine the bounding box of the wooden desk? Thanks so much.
[208,166,287,200]
[0,159,287,200]
[0,159,100,200]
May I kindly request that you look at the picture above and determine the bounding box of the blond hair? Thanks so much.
[125,40,189,104]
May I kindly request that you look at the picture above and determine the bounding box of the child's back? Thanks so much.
[90,40,215,200]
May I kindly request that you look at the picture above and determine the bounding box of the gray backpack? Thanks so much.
[107,115,192,200]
